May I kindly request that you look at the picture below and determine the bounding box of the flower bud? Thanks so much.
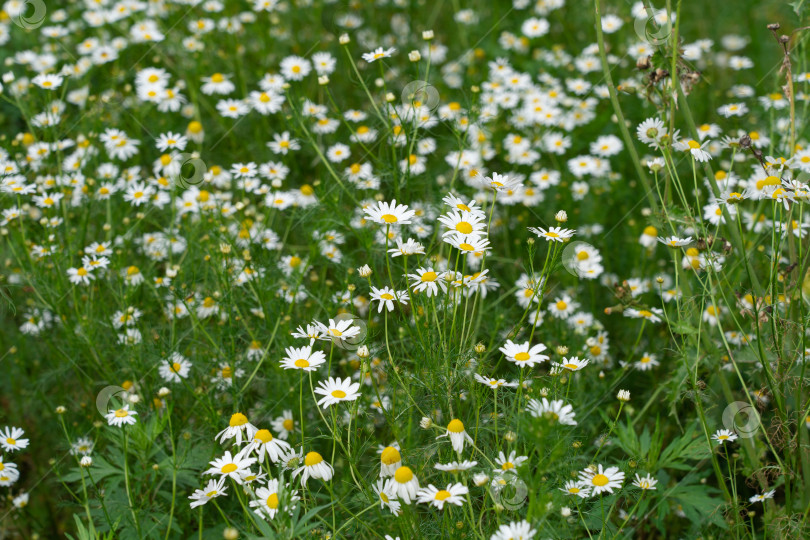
[473,473,490,486]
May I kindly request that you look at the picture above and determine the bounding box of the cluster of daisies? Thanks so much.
[190,412,304,519]
[0,426,30,510]
[638,112,810,237]
[1,0,806,536]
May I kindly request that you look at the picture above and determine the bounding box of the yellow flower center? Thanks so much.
[221,463,238,473]
[455,222,473,234]
[592,474,609,486]
[447,419,465,433]
[331,390,347,399]
[381,447,401,465]
[421,271,437,282]
[114,409,128,418]
[254,429,274,443]
[434,490,452,500]
[514,352,530,361]
[294,359,310,368]
[304,451,323,466]
[394,466,413,483]
[266,493,279,509]
[229,413,248,427]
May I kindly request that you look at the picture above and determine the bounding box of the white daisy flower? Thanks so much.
[216,413,259,445]
[292,451,334,486]
[437,419,473,453]
[244,429,292,463]
[527,398,577,426]
[578,464,625,495]
[390,466,419,504]
[105,405,138,427]
[416,483,468,509]
[314,377,361,408]
[712,429,739,444]
[189,477,227,508]
[204,450,257,484]
[632,473,658,490]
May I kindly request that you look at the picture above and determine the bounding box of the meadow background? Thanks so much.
[1,0,809,539]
